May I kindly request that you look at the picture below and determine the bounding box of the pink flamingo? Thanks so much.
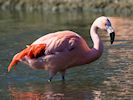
[8,16,115,82]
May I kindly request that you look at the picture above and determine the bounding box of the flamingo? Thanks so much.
[8,16,115,82]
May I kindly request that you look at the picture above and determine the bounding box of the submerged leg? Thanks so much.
[48,70,57,82]
[48,77,53,83]
[60,70,66,81]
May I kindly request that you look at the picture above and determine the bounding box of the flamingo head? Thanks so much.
[95,16,115,44]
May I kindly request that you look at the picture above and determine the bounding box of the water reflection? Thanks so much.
[8,82,103,100]
[8,83,64,100]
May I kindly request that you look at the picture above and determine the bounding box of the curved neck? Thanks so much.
[83,23,104,65]
[90,23,104,57]
[84,16,112,64]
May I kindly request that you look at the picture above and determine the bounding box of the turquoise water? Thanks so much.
[0,11,133,100]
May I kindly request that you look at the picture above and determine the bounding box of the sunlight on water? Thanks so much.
[0,11,132,100]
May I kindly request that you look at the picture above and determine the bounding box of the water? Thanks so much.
[0,11,133,100]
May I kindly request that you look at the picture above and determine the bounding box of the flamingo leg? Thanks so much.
[60,70,66,81]
[48,77,53,82]
[48,70,57,82]
[62,75,65,81]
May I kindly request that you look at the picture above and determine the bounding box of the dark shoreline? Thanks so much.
[0,0,133,15]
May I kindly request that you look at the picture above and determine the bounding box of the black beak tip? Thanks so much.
[110,32,115,45]
[111,40,114,44]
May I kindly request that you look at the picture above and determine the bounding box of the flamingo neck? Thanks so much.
[89,23,104,58]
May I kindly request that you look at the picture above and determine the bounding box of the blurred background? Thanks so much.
[0,0,133,100]
[0,0,133,15]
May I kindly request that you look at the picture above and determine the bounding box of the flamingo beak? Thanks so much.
[110,32,115,44]
[106,25,115,44]
[106,19,115,44]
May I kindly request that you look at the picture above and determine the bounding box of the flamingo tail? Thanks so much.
[8,44,46,72]
[8,59,19,72]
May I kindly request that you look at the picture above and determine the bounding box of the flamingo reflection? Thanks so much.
[8,83,103,100]
[8,83,64,100]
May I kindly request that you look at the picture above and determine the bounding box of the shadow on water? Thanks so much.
[0,10,133,99]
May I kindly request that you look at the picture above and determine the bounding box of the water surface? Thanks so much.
[0,11,133,100]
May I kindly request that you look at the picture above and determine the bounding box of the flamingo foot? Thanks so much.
[48,77,53,82]
[48,79,51,83]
